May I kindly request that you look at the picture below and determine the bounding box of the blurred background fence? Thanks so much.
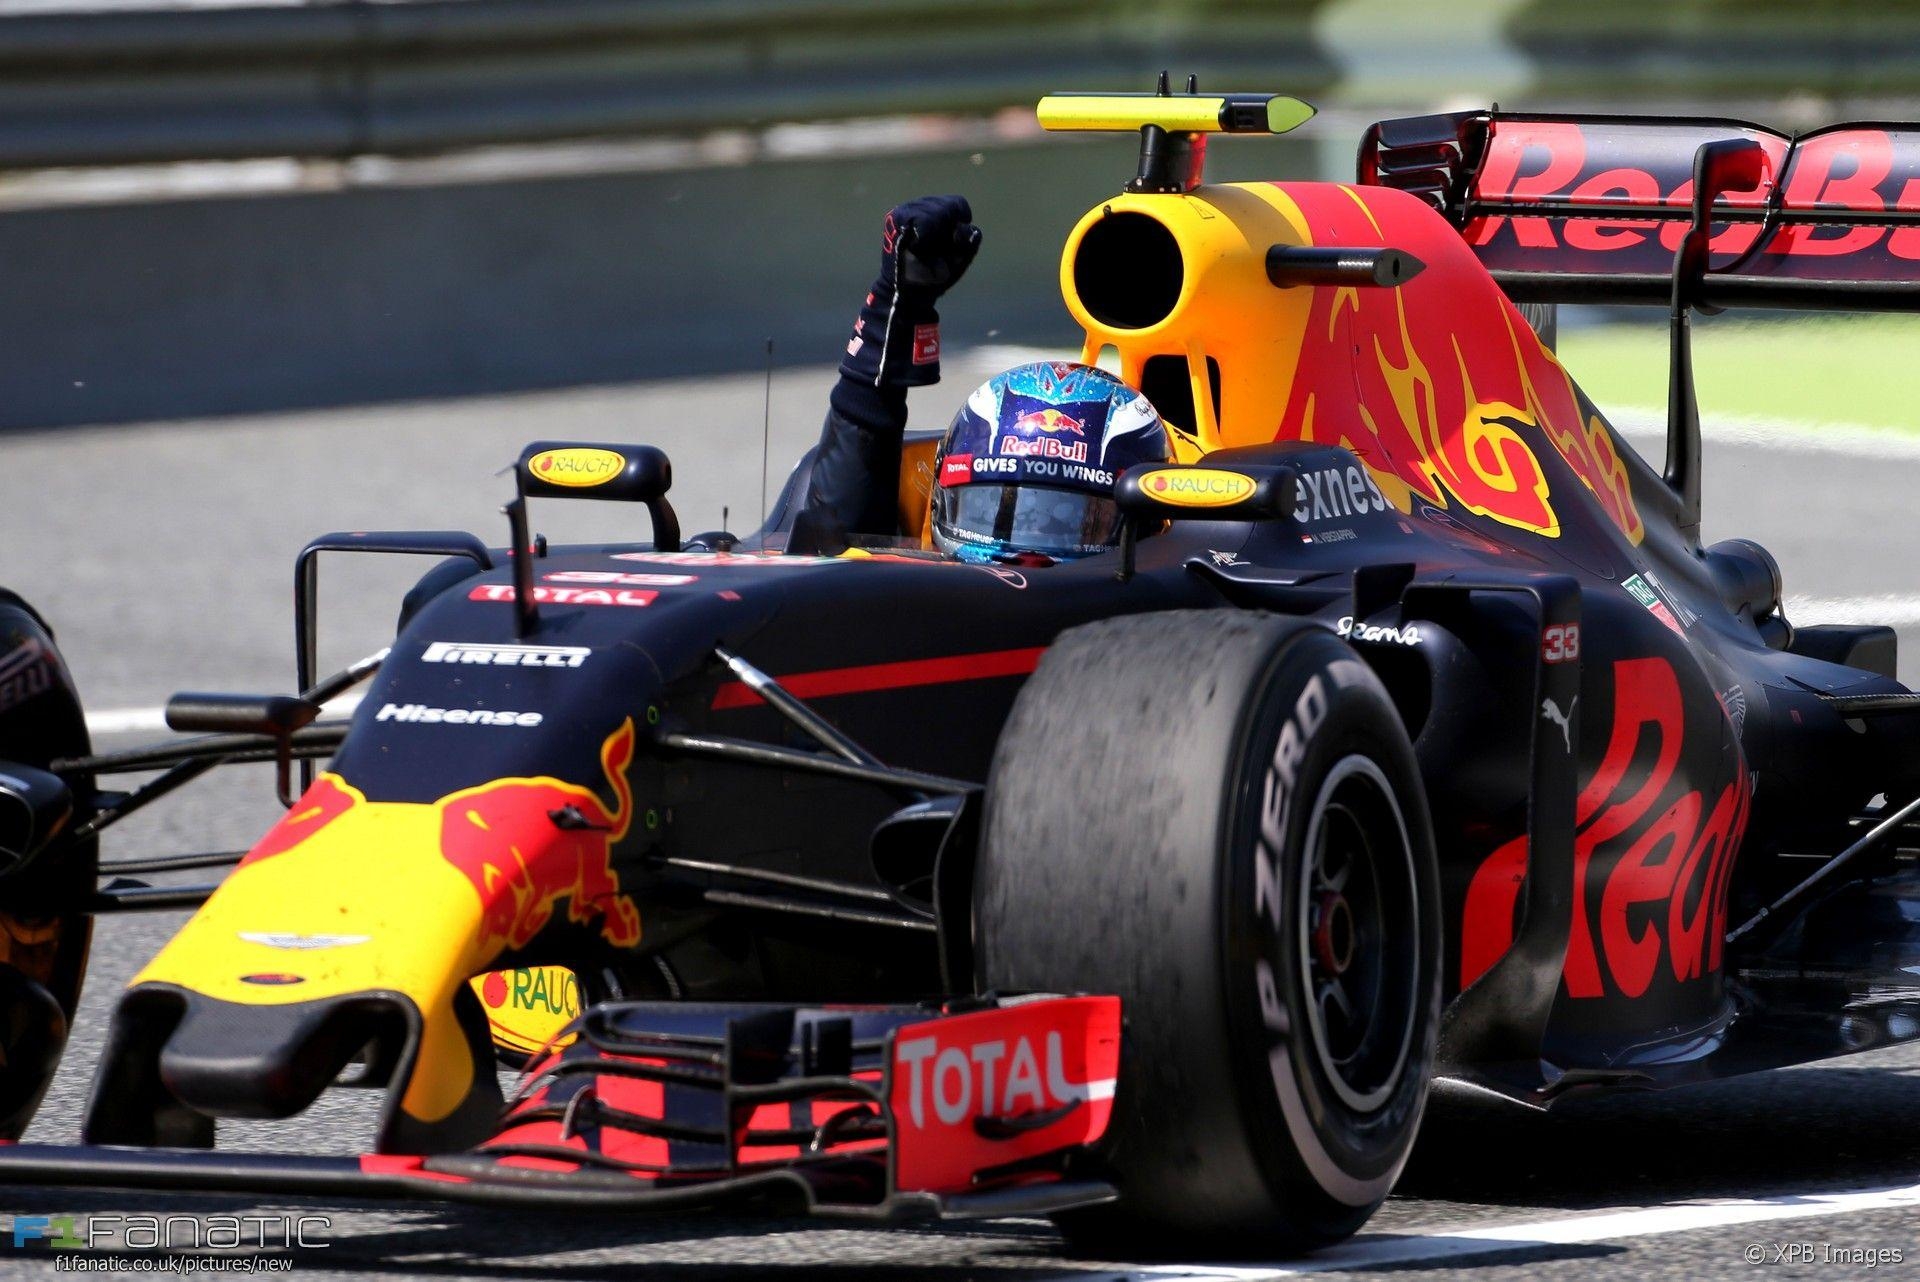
[17,0,1332,167]
[4,0,1918,428]
[5,0,1918,170]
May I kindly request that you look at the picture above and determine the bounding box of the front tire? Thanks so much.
[975,610,1440,1254]
[0,590,95,1139]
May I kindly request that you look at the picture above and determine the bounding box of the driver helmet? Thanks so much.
[930,362,1170,562]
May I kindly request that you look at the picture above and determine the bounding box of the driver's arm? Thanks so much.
[801,196,981,535]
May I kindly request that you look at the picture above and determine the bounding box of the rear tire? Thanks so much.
[975,610,1440,1254]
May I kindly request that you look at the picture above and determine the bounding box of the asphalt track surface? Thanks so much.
[4,349,1920,1277]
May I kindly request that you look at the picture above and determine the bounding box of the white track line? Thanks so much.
[1610,405,1920,460]
[1789,594,1920,627]
[1120,1179,1920,1280]
[86,691,364,737]
[84,707,171,735]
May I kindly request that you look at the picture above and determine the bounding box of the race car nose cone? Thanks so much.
[156,990,415,1122]
[86,982,502,1154]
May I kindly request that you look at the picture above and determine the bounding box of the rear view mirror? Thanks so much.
[0,763,72,872]
[1113,462,1299,582]
[517,442,671,502]
[514,441,679,553]
[1116,463,1297,523]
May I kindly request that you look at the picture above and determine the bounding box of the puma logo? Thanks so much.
[1541,696,1577,752]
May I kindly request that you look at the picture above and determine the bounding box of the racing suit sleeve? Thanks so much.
[805,378,910,535]
[799,195,980,537]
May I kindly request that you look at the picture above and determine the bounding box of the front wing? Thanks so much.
[0,995,1122,1220]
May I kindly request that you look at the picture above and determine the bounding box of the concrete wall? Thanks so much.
[0,135,1318,429]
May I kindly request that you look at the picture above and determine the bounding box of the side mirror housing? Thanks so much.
[514,441,679,552]
[1116,462,1297,523]
[517,442,671,502]
[1112,462,1298,582]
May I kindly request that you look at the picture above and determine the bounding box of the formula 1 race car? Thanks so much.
[6,88,1920,1254]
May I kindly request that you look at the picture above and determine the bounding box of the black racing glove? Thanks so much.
[839,195,982,390]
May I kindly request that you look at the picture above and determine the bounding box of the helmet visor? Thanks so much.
[933,484,1123,559]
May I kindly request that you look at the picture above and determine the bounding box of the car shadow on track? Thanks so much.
[1398,1062,1920,1211]
[8,1064,1910,1277]
[0,1188,1077,1278]
[0,1183,1643,1277]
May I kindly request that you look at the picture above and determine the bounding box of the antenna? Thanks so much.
[759,337,774,547]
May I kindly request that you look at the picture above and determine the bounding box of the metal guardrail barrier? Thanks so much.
[0,0,1338,169]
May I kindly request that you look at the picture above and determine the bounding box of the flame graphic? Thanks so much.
[1274,183,1643,544]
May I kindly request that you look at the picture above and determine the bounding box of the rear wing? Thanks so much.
[1360,110,1920,310]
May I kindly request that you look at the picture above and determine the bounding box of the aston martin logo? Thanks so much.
[238,932,371,951]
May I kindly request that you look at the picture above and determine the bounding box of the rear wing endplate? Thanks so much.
[1360,110,1920,310]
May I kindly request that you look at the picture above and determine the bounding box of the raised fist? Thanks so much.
[841,195,983,389]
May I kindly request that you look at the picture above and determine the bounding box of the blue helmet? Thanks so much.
[931,362,1170,561]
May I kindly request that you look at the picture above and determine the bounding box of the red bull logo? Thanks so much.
[438,720,642,951]
[235,721,643,954]
[997,436,1088,462]
[1009,407,1086,436]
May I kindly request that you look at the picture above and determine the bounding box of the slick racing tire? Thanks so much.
[0,589,95,1140]
[975,610,1440,1254]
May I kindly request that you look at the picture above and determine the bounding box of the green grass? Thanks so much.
[1561,314,1920,434]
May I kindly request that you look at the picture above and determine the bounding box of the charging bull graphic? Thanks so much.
[230,720,640,953]
[438,722,640,950]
